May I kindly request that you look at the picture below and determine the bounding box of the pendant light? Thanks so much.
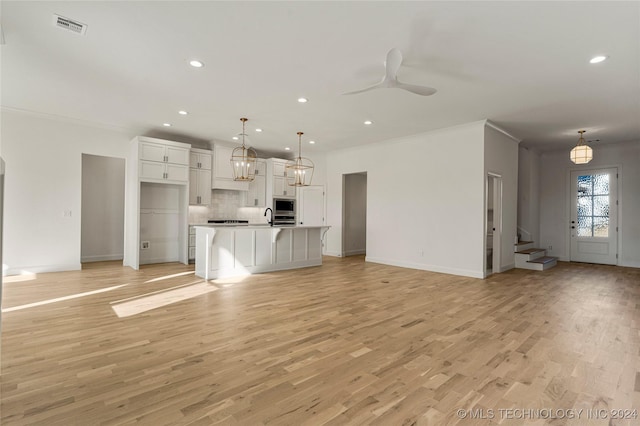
[286,132,314,186]
[231,117,257,181]
[570,130,593,164]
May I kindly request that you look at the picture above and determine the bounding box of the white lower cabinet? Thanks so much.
[188,226,196,262]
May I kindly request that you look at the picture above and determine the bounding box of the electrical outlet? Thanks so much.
[141,241,150,249]
[63,209,72,218]
[548,245,553,251]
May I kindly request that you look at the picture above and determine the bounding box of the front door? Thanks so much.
[570,168,618,264]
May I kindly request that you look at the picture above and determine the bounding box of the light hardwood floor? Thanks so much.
[1,257,639,425]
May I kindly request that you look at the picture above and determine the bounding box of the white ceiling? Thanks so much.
[2,1,639,155]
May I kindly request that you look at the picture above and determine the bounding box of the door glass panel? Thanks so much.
[577,196,592,216]
[593,174,609,195]
[577,216,592,236]
[576,173,610,238]
[593,195,609,216]
[577,175,592,195]
[593,217,609,237]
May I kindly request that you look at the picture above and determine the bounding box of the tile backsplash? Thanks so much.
[188,190,269,224]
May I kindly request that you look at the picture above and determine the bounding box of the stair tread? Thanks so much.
[527,256,558,264]
[516,248,546,254]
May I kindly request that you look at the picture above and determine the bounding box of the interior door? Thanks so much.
[570,168,618,264]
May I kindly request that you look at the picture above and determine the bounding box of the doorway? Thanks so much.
[342,172,367,257]
[81,154,126,263]
[486,174,502,276]
[570,168,618,264]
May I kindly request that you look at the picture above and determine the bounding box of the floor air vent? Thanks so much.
[53,14,87,35]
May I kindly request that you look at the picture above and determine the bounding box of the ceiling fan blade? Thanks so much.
[342,81,384,95]
[385,48,403,81]
[395,82,437,96]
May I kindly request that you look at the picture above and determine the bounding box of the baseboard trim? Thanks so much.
[365,256,484,279]
[4,263,82,276]
[619,260,640,268]
[81,254,124,263]
[324,251,343,257]
[499,263,515,273]
[344,249,366,256]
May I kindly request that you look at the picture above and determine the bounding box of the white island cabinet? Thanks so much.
[195,225,328,280]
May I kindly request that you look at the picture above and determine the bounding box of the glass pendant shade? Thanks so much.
[231,118,257,181]
[570,130,593,164]
[286,132,314,187]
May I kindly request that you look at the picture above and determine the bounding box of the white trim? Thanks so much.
[499,263,515,273]
[4,263,82,276]
[1,106,133,134]
[365,256,484,279]
[620,260,640,268]
[485,120,522,143]
[324,251,343,257]
[81,254,124,263]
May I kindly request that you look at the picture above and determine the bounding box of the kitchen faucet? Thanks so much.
[264,208,273,226]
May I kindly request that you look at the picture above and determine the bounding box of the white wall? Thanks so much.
[1,110,130,275]
[343,173,367,256]
[484,125,520,272]
[325,121,487,278]
[539,141,640,267]
[517,146,540,243]
[81,154,125,262]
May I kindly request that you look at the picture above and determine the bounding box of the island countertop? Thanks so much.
[194,225,329,280]
[193,224,328,230]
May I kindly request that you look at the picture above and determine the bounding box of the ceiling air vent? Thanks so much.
[52,14,88,35]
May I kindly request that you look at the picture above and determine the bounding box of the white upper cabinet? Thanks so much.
[139,140,190,166]
[137,137,190,183]
[269,158,295,198]
[245,159,267,207]
[212,143,249,191]
[190,149,212,170]
[189,148,213,205]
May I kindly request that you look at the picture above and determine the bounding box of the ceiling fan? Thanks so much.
[344,48,437,97]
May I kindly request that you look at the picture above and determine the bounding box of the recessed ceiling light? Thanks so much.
[297,97,308,103]
[285,147,291,151]
[178,110,188,115]
[163,123,172,127]
[589,55,607,64]
[255,128,263,132]
[364,120,373,125]
[309,140,316,144]
[232,136,239,140]
[189,60,204,68]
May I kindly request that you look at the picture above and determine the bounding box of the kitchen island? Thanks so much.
[194,225,329,280]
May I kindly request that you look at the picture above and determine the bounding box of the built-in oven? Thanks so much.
[273,198,295,225]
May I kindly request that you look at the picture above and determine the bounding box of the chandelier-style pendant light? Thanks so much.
[286,132,314,186]
[231,117,257,181]
[570,130,593,164]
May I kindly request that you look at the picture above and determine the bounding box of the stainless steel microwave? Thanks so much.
[274,198,295,214]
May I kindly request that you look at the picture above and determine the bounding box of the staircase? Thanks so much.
[514,241,558,271]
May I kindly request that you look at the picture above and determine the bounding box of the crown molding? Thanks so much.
[1,106,135,134]
[486,120,522,143]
